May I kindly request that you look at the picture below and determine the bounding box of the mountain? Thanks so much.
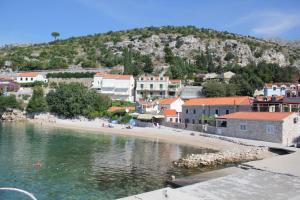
[0,26,299,72]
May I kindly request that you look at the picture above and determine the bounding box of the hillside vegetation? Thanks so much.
[1,26,299,73]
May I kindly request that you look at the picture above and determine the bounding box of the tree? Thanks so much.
[202,81,226,97]
[46,83,111,119]
[143,56,154,74]
[164,46,174,64]
[0,95,20,112]
[27,86,48,114]
[51,32,60,40]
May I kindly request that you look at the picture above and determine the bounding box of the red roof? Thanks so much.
[170,79,181,84]
[159,97,178,105]
[95,73,132,80]
[184,96,251,106]
[17,72,40,77]
[163,109,177,117]
[107,106,135,113]
[218,112,293,121]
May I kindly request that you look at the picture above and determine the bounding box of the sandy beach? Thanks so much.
[29,115,272,153]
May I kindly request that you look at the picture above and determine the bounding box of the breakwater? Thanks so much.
[174,147,269,168]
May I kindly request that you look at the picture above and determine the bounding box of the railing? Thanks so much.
[0,187,37,200]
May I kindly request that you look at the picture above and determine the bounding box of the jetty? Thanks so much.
[118,140,300,200]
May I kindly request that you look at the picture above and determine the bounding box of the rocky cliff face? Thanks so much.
[109,33,297,67]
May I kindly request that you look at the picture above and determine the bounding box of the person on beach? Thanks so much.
[33,161,42,169]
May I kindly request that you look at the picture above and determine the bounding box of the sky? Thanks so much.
[0,0,300,45]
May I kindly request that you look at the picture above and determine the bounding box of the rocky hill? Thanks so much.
[0,26,299,71]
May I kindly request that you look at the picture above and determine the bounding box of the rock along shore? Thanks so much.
[1,109,27,122]
[174,147,270,168]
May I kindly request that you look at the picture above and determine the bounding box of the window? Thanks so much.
[193,109,196,114]
[240,124,247,131]
[141,77,144,80]
[226,110,230,114]
[140,84,144,89]
[273,87,276,91]
[192,119,195,124]
[151,77,153,80]
[150,92,153,96]
[175,118,178,123]
[186,109,188,114]
[185,119,189,124]
[170,118,173,122]
[160,77,163,80]
[20,78,23,81]
[202,109,206,114]
[140,92,143,96]
[31,78,33,81]
[266,125,274,134]
[160,84,163,89]
[25,78,28,81]
[215,109,219,115]
[160,91,163,96]
[150,84,153,89]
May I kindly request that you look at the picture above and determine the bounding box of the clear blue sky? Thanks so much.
[0,0,299,45]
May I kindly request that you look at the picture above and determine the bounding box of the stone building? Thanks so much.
[180,96,252,125]
[216,112,300,145]
[16,72,48,83]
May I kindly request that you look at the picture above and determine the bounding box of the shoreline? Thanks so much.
[27,117,254,152]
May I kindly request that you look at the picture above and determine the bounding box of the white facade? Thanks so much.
[16,72,48,83]
[136,75,169,100]
[159,98,184,113]
[92,73,135,102]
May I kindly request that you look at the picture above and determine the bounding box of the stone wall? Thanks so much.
[48,78,93,88]
[216,119,283,143]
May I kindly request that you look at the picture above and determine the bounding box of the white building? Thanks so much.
[158,97,184,113]
[92,73,135,102]
[16,72,48,83]
[136,75,183,101]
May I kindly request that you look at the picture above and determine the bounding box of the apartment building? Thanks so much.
[92,73,135,102]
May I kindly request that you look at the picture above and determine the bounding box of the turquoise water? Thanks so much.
[0,123,215,200]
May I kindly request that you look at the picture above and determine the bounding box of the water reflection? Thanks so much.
[0,123,214,200]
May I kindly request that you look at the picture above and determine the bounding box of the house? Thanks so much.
[0,77,20,92]
[16,72,48,83]
[135,100,159,114]
[163,109,180,123]
[216,112,300,145]
[158,97,184,113]
[203,73,219,81]
[221,71,235,82]
[180,86,204,100]
[136,75,169,100]
[252,95,284,112]
[92,73,135,102]
[180,96,252,125]
[263,83,297,97]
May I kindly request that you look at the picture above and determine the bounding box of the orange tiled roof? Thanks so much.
[254,95,284,102]
[95,73,132,80]
[17,72,40,77]
[163,109,177,117]
[107,106,135,113]
[184,96,251,106]
[217,112,293,121]
[170,79,181,84]
[159,97,178,105]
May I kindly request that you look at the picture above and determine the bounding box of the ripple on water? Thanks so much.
[0,123,215,200]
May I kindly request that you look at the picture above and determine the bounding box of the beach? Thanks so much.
[29,115,274,155]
